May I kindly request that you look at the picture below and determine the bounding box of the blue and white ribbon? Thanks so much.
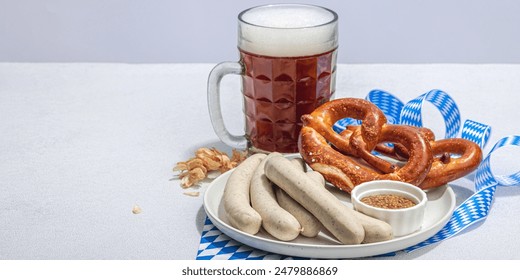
[335,89,490,146]
[400,89,461,138]
[335,89,519,251]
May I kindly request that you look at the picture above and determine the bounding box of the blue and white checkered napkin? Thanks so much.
[196,217,304,260]
[196,89,520,259]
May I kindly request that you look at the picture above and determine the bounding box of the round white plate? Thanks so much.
[203,168,456,259]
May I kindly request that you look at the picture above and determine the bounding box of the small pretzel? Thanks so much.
[374,128,483,189]
[374,127,436,161]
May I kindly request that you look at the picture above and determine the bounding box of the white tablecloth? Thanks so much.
[1,63,519,260]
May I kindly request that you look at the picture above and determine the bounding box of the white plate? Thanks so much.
[203,168,456,259]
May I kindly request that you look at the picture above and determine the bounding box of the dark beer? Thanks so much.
[241,49,337,153]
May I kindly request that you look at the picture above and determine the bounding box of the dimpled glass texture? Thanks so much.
[240,49,336,153]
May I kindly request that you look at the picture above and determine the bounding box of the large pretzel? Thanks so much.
[299,98,434,193]
[298,98,483,193]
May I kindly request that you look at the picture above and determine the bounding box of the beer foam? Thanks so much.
[238,5,338,57]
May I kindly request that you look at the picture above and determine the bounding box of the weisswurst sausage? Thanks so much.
[273,158,323,238]
[223,153,266,235]
[251,153,302,241]
[265,156,365,245]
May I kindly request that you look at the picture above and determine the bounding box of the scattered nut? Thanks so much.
[174,147,247,187]
[132,205,142,214]
[183,191,200,197]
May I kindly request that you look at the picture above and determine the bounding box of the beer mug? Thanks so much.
[208,4,338,153]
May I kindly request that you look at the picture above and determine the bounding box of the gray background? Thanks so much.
[1,0,519,63]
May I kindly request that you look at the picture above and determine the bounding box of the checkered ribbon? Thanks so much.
[196,89,519,259]
[196,217,304,260]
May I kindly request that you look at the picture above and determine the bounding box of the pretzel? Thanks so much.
[301,98,399,175]
[298,98,483,192]
[299,125,433,193]
[299,98,434,193]
[374,127,436,162]
[374,128,483,189]
[300,98,387,154]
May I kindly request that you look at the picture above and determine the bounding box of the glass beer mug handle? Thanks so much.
[207,61,247,150]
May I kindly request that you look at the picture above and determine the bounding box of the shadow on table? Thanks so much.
[195,205,206,235]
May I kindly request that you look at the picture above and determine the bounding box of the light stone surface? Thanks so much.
[1,63,519,259]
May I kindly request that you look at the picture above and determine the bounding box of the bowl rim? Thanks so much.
[351,180,428,213]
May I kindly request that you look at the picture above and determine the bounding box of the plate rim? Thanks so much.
[203,166,456,259]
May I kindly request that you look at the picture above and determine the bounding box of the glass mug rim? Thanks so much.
[238,3,338,30]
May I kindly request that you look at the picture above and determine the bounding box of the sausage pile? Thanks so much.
[298,98,483,193]
[222,153,393,245]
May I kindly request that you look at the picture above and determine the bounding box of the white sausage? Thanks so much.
[223,153,266,235]
[299,159,392,242]
[251,153,302,241]
[290,157,307,171]
[273,158,323,238]
[291,159,392,243]
[275,188,321,238]
[304,162,392,243]
[289,158,325,186]
[353,211,393,243]
[306,170,326,187]
[292,158,392,242]
[265,156,365,245]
